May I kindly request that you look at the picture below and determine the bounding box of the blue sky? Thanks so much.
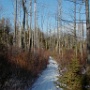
[0,0,86,33]
[0,0,13,19]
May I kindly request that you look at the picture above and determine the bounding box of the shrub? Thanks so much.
[58,57,84,90]
[0,46,49,89]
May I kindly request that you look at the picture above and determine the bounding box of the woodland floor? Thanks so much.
[28,57,62,90]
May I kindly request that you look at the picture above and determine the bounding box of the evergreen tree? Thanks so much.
[58,57,83,90]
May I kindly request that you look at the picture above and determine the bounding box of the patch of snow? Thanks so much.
[28,57,62,90]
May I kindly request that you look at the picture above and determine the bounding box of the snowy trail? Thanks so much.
[28,57,62,90]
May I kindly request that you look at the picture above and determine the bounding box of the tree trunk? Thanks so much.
[85,0,90,64]
[29,0,32,53]
[14,0,17,47]
[22,0,26,50]
[73,0,77,57]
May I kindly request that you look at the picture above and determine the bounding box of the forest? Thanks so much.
[0,0,90,90]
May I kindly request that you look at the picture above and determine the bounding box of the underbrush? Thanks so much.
[56,48,88,90]
[0,45,49,90]
[58,57,84,90]
[55,49,87,69]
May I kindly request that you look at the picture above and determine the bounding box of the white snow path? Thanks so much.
[28,57,62,90]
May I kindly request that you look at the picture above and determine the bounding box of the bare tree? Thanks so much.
[73,0,77,57]
[57,0,62,54]
[14,0,17,47]
[29,0,32,53]
[85,0,90,64]
[34,0,39,50]
[21,0,27,49]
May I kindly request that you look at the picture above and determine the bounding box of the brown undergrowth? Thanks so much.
[0,44,49,90]
[50,48,87,69]
[52,48,87,90]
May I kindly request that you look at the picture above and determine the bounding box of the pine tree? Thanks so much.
[58,57,83,90]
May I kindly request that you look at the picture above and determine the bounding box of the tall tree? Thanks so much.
[57,0,62,54]
[21,0,27,49]
[73,0,77,57]
[14,0,17,47]
[85,0,90,64]
[34,0,39,49]
[29,0,32,53]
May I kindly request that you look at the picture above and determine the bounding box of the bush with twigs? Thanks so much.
[0,45,49,90]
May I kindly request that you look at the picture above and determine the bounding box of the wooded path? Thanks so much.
[28,57,62,90]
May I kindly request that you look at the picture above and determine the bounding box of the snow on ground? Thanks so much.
[28,57,62,90]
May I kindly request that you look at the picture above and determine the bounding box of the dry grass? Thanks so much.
[0,45,49,89]
[51,48,87,69]
[7,48,49,76]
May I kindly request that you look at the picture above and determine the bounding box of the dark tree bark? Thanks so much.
[14,0,17,46]
[85,0,90,64]
[21,0,27,49]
